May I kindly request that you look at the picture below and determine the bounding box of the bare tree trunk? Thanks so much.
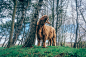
[21,14,26,45]
[12,4,25,45]
[7,0,17,48]
[12,1,31,45]
[56,0,59,46]
[52,0,54,27]
[71,39,72,47]
[23,0,43,47]
[64,37,65,46]
[74,0,78,48]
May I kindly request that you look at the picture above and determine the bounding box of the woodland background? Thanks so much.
[0,0,86,48]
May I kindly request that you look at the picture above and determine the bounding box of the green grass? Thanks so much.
[0,45,86,57]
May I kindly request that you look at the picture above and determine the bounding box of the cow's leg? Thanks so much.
[38,39,40,46]
[43,38,46,48]
[49,39,52,46]
[52,37,56,46]
[43,35,47,48]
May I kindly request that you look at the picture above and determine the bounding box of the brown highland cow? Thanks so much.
[36,15,56,48]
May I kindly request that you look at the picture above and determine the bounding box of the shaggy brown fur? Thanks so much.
[36,15,56,48]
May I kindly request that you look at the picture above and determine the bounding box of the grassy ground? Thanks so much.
[0,45,86,57]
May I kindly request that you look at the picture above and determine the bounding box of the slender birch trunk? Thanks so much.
[7,0,17,48]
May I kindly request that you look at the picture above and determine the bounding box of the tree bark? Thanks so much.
[56,0,59,46]
[74,0,78,48]
[52,0,54,27]
[23,0,43,47]
[12,3,25,45]
[7,0,17,48]
[12,1,31,45]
